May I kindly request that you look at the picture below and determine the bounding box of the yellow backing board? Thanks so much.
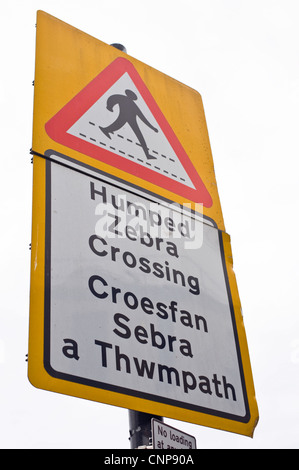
[32,10,224,229]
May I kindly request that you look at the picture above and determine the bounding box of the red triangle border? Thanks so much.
[45,57,213,207]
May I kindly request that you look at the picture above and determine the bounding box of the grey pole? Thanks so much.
[128,410,163,449]
[109,41,164,450]
[110,43,127,54]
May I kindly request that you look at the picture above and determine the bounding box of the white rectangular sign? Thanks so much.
[152,419,196,449]
[44,152,249,422]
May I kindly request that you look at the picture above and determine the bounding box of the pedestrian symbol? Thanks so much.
[99,89,158,160]
[45,57,213,207]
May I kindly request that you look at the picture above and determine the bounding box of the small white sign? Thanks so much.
[152,419,196,449]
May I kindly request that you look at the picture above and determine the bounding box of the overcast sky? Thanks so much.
[1,0,299,449]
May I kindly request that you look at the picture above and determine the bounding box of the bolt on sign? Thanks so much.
[29,11,258,437]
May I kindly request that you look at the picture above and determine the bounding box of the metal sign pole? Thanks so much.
[111,41,164,451]
[128,410,163,449]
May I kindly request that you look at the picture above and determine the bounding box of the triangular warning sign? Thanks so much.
[45,57,212,207]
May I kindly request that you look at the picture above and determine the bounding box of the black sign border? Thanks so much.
[42,149,250,424]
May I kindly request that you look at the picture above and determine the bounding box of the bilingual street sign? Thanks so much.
[151,419,196,449]
[28,11,258,438]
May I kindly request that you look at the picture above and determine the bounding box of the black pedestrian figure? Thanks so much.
[99,89,158,160]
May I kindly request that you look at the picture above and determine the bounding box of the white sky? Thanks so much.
[1,0,299,449]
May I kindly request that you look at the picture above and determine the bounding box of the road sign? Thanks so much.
[151,419,196,449]
[29,150,258,436]
[31,10,224,229]
[45,57,212,208]
[29,11,258,437]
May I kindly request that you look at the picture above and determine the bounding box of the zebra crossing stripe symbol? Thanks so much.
[45,57,212,207]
